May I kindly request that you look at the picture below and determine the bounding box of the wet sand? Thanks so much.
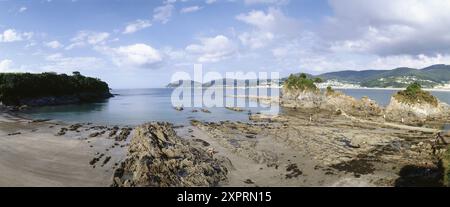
[0,111,127,187]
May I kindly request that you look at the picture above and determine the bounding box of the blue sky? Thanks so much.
[1,0,450,88]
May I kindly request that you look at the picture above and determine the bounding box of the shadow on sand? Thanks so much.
[394,161,444,187]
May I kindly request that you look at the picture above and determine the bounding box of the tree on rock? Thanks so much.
[394,82,438,106]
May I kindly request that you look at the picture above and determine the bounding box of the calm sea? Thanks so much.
[21,88,450,125]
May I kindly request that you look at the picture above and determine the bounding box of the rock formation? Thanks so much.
[112,122,228,187]
[386,83,449,121]
[281,87,383,117]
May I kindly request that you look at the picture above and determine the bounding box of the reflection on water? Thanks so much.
[21,88,450,125]
[22,88,279,125]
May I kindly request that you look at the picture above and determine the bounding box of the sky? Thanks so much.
[1,0,450,88]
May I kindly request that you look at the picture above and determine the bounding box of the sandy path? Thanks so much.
[0,114,115,187]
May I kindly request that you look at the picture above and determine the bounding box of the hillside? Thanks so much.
[166,80,202,88]
[0,72,112,106]
[167,79,279,88]
[315,64,450,88]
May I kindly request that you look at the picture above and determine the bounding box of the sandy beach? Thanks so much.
[1,103,448,187]
[0,110,127,187]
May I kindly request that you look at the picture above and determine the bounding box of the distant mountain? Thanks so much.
[167,79,280,88]
[314,64,450,88]
[167,64,450,89]
[202,78,278,87]
[166,80,202,88]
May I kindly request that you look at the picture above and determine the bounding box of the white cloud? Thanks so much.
[123,19,152,34]
[367,54,450,70]
[180,6,202,14]
[66,31,109,50]
[326,0,450,56]
[0,29,33,43]
[205,0,217,4]
[239,31,274,49]
[244,0,289,5]
[153,4,174,24]
[186,35,237,63]
[236,10,276,31]
[19,7,27,13]
[104,44,163,68]
[236,8,299,34]
[44,40,63,49]
[236,8,299,49]
[0,59,13,72]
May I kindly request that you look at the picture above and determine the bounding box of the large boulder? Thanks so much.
[386,96,448,120]
[112,122,228,187]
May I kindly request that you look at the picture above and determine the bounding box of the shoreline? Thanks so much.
[2,102,449,186]
[0,109,129,187]
[322,86,450,92]
[164,86,450,92]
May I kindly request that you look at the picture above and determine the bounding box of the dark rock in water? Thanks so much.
[174,106,184,111]
[31,119,51,123]
[225,107,244,112]
[69,123,83,131]
[112,122,228,187]
[8,132,21,136]
[201,109,211,113]
[56,128,68,136]
[109,126,119,137]
[191,110,198,113]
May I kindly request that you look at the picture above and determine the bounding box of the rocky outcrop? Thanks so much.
[325,93,383,116]
[386,96,449,120]
[112,122,228,187]
[281,89,324,108]
[281,88,383,117]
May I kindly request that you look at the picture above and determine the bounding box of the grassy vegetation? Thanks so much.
[0,72,111,105]
[393,82,438,106]
[325,86,336,96]
[284,73,318,92]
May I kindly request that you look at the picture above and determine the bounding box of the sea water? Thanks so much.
[21,88,450,125]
